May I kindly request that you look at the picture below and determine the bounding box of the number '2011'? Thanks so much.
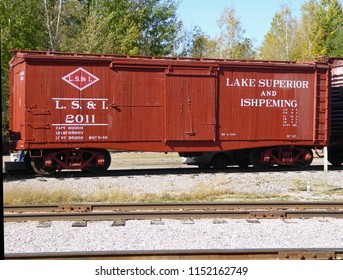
[65,114,95,124]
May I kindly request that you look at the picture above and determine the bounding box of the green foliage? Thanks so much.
[215,6,256,59]
[133,0,181,56]
[180,6,256,60]
[177,26,218,58]
[1,0,47,139]
[315,0,343,57]
[58,0,181,55]
[259,0,343,60]
[325,26,343,57]
[191,33,218,58]
[259,4,297,60]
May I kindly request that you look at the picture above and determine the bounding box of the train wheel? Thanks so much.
[329,156,343,167]
[328,145,343,166]
[294,147,313,168]
[211,153,228,169]
[82,149,111,173]
[250,149,273,169]
[30,150,58,176]
[233,150,250,168]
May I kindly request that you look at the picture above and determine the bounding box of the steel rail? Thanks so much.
[5,248,343,260]
[4,209,343,223]
[4,201,343,213]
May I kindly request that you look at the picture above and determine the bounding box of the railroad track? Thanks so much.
[4,202,343,222]
[5,202,343,261]
[5,248,343,260]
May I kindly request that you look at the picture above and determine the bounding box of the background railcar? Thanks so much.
[328,58,343,166]
[8,50,331,174]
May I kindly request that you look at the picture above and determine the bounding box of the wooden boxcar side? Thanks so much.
[9,50,331,174]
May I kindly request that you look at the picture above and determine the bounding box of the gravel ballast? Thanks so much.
[3,152,343,253]
[4,218,343,253]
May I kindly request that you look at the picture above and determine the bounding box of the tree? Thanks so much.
[314,0,343,57]
[215,6,256,59]
[43,0,63,51]
[292,0,318,60]
[59,0,113,53]
[259,4,297,60]
[0,0,47,139]
[325,25,343,57]
[191,32,218,58]
[264,0,343,61]
[294,0,343,60]
[175,6,256,60]
[132,0,181,56]
[59,0,181,56]
[176,26,218,58]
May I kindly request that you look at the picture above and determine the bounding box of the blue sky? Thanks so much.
[177,0,307,46]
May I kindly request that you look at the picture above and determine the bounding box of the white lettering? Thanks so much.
[65,114,96,124]
[71,100,81,109]
[101,100,108,109]
[260,90,277,96]
[226,78,256,87]
[258,79,309,89]
[55,100,66,109]
[52,98,108,110]
[87,101,96,109]
[227,78,309,89]
[240,98,298,108]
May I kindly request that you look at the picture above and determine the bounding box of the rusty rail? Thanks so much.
[5,201,343,212]
[4,202,343,222]
[5,248,343,260]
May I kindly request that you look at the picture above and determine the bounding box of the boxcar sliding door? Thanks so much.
[165,66,217,141]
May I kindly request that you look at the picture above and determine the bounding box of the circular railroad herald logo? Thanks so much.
[62,67,100,91]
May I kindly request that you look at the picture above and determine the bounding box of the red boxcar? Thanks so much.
[9,50,330,174]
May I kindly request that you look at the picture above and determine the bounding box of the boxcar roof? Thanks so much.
[10,49,326,69]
